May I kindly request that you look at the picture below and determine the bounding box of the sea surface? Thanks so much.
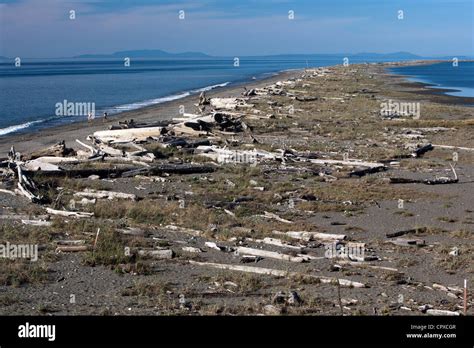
[0,56,459,136]
[389,61,474,98]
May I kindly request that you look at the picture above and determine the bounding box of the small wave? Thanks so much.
[110,92,192,112]
[106,82,230,113]
[192,82,230,93]
[0,119,44,136]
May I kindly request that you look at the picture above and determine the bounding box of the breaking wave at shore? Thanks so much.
[107,82,230,113]
[0,119,44,136]
[0,82,230,136]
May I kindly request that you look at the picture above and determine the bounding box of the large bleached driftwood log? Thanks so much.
[26,156,79,165]
[108,119,171,130]
[209,98,254,110]
[94,143,123,157]
[73,189,137,201]
[425,309,460,316]
[189,260,366,288]
[46,207,94,218]
[336,260,399,272]
[283,150,387,173]
[432,144,474,152]
[23,140,75,160]
[77,139,155,166]
[9,156,76,174]
[257,237,303,251]
[75,139,98,156]
[307,158,386,168]
[235,246,306,263]
[22,159,62,172]
[196,146,278,164]
[93,126,166,143]
[273,230,346,241]
[171,124,208,137]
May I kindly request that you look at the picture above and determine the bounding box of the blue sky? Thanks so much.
[0,0,472,58]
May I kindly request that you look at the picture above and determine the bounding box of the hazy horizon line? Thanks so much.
[1,50,472,60]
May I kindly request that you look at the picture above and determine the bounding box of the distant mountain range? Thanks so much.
[74,49,211,59]
[0,50,472,60]
[350,51,421,59]
[74,50,424,60]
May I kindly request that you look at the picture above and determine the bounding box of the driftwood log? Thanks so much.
[390,164,458,185]
[26,163,215,179]
[273,230,346,241]
[46,208,93,218]
[74,189,137,201]
[386,227,427,238]
[411,143,433,158]
[235,246,306,263]
[56,245,89,252]
[189,260,366,288]
[16,165,42,202]
[122,164,216,177]
[93,126,167,143]
[349,166,387,177]
[23,141,75,160]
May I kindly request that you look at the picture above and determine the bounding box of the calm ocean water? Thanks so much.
[1,56,467,136]
[389,61,474,98]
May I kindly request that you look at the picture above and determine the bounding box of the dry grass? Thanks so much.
[212,271,263,293]
[82,228,131,267]
[121,280,173,297]
[0,259,49,287]
[93,200,165,225]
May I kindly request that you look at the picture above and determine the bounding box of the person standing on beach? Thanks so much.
[103,112,108,121]
[87,112,95,122]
